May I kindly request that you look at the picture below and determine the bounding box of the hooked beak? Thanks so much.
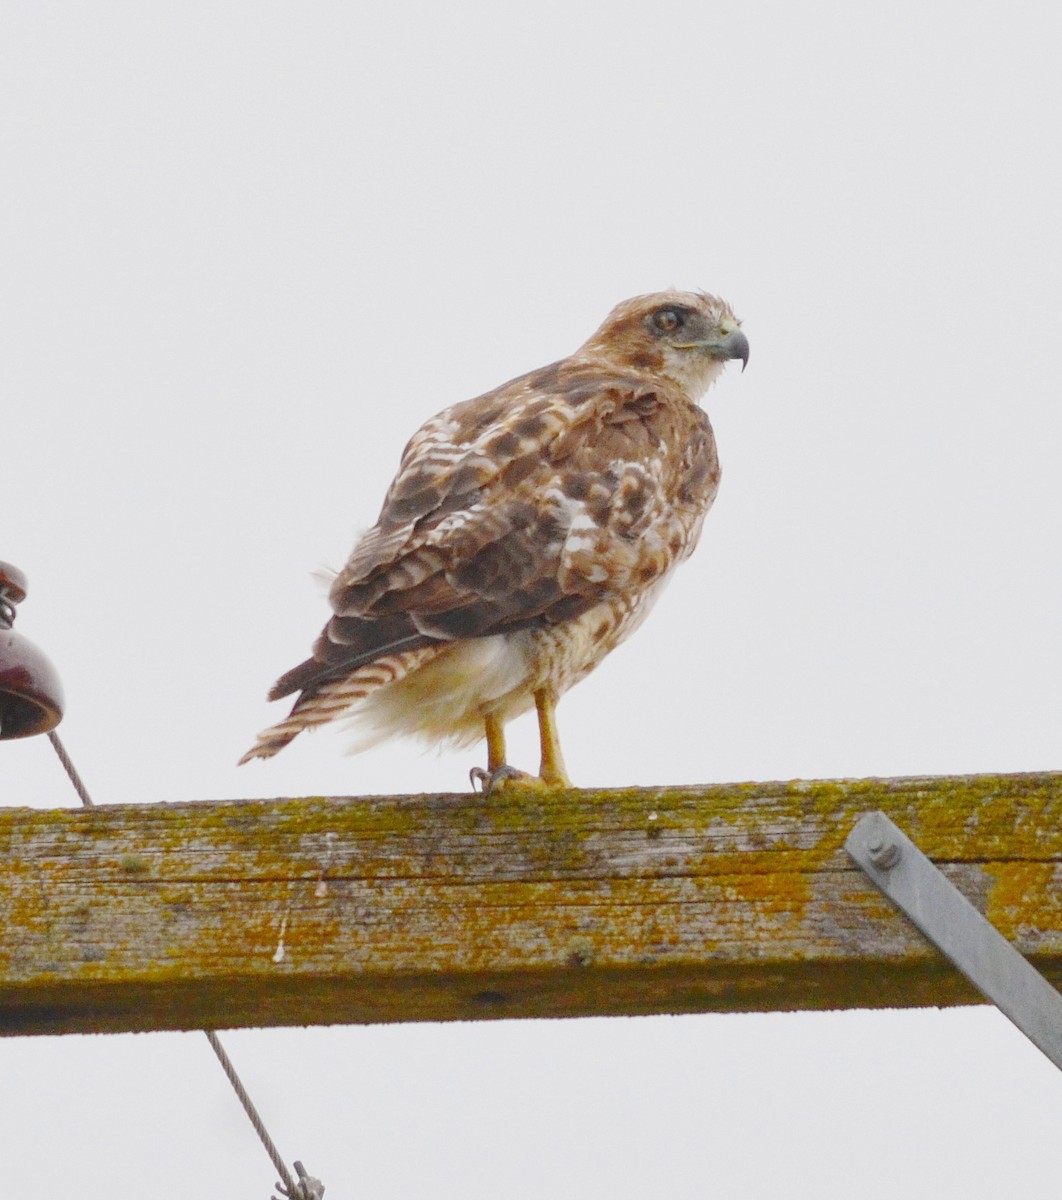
[677,327,750,372]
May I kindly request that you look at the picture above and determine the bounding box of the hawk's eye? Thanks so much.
[651,307,685,334]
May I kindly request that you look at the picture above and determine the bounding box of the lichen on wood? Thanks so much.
[1,771,1060,1036]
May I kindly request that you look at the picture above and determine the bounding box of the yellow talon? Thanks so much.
[470,694,572,792]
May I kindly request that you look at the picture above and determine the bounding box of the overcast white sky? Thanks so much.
[3,2,1062,1196]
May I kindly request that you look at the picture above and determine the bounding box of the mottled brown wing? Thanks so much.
[270,369,574,700]
[271,362,717,700]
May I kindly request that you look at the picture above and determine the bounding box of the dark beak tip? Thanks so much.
[727,330,750,373]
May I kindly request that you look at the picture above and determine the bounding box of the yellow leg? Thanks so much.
[534,688,571,787]
[485,712,507,773]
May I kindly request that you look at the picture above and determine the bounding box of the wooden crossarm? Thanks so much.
[2,771,1060,1036]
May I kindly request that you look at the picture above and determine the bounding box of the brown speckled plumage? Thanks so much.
[240,291,748,782]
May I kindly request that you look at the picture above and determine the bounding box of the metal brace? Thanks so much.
[846,810,1062,1071]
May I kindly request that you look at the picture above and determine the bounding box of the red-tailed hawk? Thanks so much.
[240,291,748,786]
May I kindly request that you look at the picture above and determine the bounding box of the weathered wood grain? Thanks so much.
[1,772,1060,1036]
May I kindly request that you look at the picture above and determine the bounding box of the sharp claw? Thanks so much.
[469,764,530,795]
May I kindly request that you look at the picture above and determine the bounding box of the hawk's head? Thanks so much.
[580,290,748,399]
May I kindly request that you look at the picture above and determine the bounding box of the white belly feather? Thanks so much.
[347,581,668,751]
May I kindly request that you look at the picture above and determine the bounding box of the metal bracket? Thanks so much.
[846,810,1062,1071]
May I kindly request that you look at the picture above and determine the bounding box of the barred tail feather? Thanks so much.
[238,645,443,764]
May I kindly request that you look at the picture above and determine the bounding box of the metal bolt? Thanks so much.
[867,836,902,870]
